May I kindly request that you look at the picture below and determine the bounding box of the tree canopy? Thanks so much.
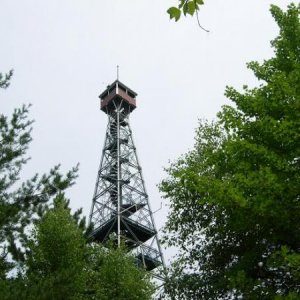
[160,3,300,299]
[84,242,154,300]
[24,195,87,300]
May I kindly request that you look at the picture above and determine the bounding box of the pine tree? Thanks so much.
[0,72,79,287]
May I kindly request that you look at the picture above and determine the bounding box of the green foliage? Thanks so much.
[24,195,87,300]
[0,70,13,89]
[0,73,83,285]
[0,196,154,300]
[167,7,181,22]
[161,3,300,299]
[167,0,204,22]
[83,242,155,300]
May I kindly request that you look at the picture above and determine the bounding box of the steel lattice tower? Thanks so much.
[89,79,165,277]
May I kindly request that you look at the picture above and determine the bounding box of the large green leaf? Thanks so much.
[187,1,196,16]
[167,7,181,21]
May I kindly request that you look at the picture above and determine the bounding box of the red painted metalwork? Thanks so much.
[100,80,137,113]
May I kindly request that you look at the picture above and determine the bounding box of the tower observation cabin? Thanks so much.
[100,80,137,114]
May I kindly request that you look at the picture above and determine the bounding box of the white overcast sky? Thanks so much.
[0,0,293,262]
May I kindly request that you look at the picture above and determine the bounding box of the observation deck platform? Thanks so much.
[91,215,155,247]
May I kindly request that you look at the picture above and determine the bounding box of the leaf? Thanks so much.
[183,3,188,15]
[195,0,204,5]
[167,7,181,21]
[187,1,196,16]
[179,0,185,9]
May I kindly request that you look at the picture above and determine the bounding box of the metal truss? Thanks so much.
[89,99,165,279]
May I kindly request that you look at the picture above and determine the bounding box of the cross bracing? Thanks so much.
[89,81,165,283]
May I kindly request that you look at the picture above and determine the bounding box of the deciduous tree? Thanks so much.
[83,242,154,300]
[24,195,87,300]
[160,3,300,299]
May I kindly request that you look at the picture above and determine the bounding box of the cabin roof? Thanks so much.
[99,80,138,99]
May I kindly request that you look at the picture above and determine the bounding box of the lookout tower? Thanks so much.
[89,79,165,276]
